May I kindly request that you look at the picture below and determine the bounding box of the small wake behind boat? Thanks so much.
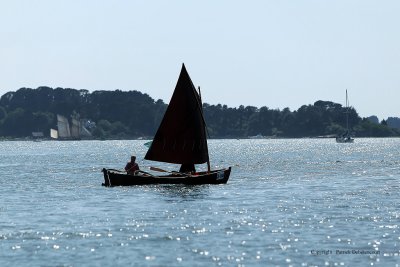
[102,64,232,186]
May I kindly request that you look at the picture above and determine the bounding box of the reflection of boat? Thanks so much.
[102,64,232,186]
[336,90,354,143]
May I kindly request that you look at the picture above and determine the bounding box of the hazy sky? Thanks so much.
[1,1,399,120]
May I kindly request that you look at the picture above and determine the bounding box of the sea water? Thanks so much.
[0,138,400,266]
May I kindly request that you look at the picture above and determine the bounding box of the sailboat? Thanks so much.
[50,114,92,140]
[102,64,232,186]
[336,89,354,143]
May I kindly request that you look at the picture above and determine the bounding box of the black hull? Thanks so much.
[102,167,231,187]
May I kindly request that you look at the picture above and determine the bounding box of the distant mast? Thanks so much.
[336,89,354,143]
[198,85,211,173]
[345,89,349,132]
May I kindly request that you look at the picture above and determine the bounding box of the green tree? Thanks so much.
[0,87,399,139]
[0,106,6,121]
[1,108,29,137]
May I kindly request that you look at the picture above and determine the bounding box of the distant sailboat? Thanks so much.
[336,90,354,143]
[51,114,91,140]
[102,64,232,186]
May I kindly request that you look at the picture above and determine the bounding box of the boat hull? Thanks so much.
[102,167,231,186]
[336,137,354,143]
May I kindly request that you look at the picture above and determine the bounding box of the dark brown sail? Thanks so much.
[144,64,209,164]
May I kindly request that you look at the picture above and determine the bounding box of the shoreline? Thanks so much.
[1,136,399,142]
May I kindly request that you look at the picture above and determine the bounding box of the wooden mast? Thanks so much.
[198,86,211,173]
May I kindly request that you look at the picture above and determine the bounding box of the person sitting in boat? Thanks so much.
[125,156,140,174]
[179,163,196,173]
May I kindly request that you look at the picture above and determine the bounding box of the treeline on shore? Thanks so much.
[0,86,399,139]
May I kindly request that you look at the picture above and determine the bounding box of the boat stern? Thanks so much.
[102,168,111,186]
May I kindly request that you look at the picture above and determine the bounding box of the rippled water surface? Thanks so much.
[1,139,400,266]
